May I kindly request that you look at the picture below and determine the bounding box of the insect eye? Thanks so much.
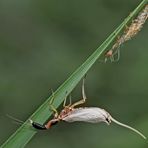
[69,107,72,111]
[106,118,110,123]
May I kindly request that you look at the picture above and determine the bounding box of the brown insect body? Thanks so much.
[44,106,74,129]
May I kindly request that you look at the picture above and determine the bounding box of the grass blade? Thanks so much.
[1,0,147,147]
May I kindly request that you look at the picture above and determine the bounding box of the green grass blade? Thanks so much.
[1,0,147,147]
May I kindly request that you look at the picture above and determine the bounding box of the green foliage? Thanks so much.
[1,0,147,147]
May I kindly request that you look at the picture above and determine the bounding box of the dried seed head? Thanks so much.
[123,4,148,42]
[105,4,148,62]
[115,5,148,49]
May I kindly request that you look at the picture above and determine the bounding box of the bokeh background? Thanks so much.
[0,0,148,148]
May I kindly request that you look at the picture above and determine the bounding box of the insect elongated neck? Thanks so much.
[45,119,59,129]
[110,116,146,139]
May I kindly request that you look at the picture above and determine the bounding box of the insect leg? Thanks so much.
[110,54,115,62]
[71,77,87,108]
[49,89,58,117]
[115,48,120,62]
[63,93,72,107]
[112,47,120,62]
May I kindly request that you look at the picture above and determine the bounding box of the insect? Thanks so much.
[104,48,120,63]
[30,78,146,139]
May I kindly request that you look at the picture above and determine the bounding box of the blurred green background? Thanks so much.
[0,0,148,147]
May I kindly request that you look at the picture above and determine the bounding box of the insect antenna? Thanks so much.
[6,114,30,126]
[110,115,146,139]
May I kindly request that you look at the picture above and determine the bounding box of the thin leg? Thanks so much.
[63,92,68,107]
[63,92,72,107]
[99,57,108,63]
[71,77,87,108]
[69,95,72,106]
[49,89,58,117]
[49,104,58,117]
[116,48,120,62]
[63,95,67,107]
[104,57,108,63]
[112,48,120,62]
[110,55,115,62]
[49,89,55,105]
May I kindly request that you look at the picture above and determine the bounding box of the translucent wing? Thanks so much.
[63,107,109,124]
